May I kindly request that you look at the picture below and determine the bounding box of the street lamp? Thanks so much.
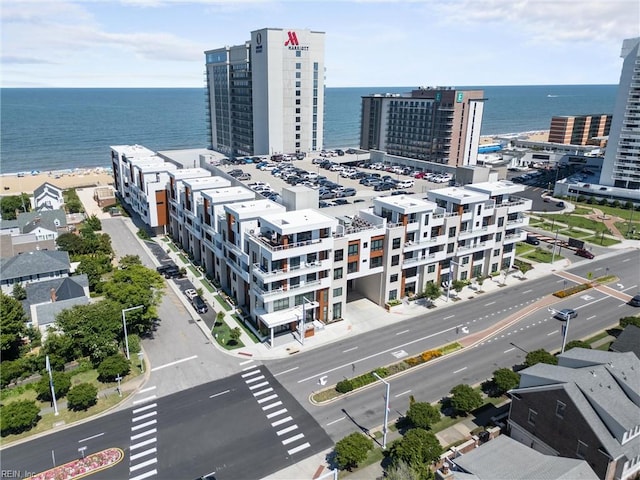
[548,307,572,353]
[372,372,390,449]
[446,260,461,302]
[122,305,144,360]
[45,355,59,416]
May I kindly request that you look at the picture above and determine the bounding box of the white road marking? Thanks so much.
[242,365,259,371]
[138,386,156,394]
[239,359,254,366]
[287,442,311,455]
[587,315,596,320]
[271,416,293,427]
[266,408,288,419]
[249,381,270,390]
[504,348,515,353]
[133,403,157,414]
[453,367,467,374]
[326,417,346,426]
[342,347,358,353]
[130,438,156,450]
[622,258,630,262]
[444,315,455,320]
[130,458,157,472]
[257,394,279,404]
[131,429,156,441]
[277,425,299,436]
[282,433,305,445]
[245,375,266,384]
[484,302,495,306]
[150,354,198,372]
[548,330,559,336]
[396,330,410,335]
[241,369,262,378]
[130,469,157,480]
[262,401,284,411]
[209,390,230,399]
[130,447,157,461]
[394,390,411,398]
[273,367,299,376]
[131,420,157,432]
[132,412,156,422]
[253,387,274,397]
[78,433,104,443]
[133,395,156,405]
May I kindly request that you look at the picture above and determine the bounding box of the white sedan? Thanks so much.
[184,289,198,300]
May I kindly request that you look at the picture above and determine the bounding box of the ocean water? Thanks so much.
[1,85,617,174]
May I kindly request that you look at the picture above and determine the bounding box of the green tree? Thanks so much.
[492,368,521,395]
[387,428,442,478]
[35,371,71,401]
[56,232,85,256]
[525,348,558,367]
[406,401,441,429]
[620,316,640,329]
[0,292,28,361]
[0,193,31,220]
[449,384,483,416]
[0,359,28,388]
[97,354,130,382]
[334,432,374,471]
[229,327,242,346]
[119,254,142,269]
[423,282,441,302]
[84,214,102,231]
[0,400,40,436]
[67,383,98,411]
[42,331,78,363]
[385,460,421,480]
[12,282,27,301]
[451,280,466,296]
[565,340,592,351]
[76,253,113,292]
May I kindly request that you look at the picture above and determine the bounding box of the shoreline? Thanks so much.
[0,167,115,196]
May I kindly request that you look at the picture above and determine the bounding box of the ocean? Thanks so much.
[0,85,617,174]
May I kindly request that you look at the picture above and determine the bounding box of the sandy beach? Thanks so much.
[0,168,114,196]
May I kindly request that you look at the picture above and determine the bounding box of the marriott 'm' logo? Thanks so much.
[284,31,299,46]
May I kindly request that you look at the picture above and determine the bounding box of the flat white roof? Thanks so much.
[183,176,229,190]
[374,195,437,214]
[428,186,488,204]
[260,208,336,234]
[259,302,319,328]
[136,162,178,173]
[157,148,225,169]
[111,145,156,158]
[224,199,285,219]
[201,187,255,204]
[465,180,525,196]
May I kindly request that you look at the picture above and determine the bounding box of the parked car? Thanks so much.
[156,263,177,275]
[228,169,244,177]
[628,294,640,307]
[575,248,594,259]
[334,199,349,205]
[336,188,356,197]
[184,289,198,300]
[237,173,252,181]
[556,201,565,208]
[191,295,208,314]
[163,266,183,279]
[525,235,540,245]
[374,182,395,191]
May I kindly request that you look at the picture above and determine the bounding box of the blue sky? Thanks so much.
[2,0,638,88]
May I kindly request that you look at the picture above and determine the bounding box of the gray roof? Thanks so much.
[33,182,63,198]
[450,435,599,480]
[35,297,89,326]
[610,325,640,358]
[24,275,89,306]
[513,349,640,463]
[0,210,67,234]
[0,250,70,280]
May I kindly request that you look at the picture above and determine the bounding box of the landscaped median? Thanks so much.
[28,447,124,480]
[311,342,462,404]
[552,274,617,298]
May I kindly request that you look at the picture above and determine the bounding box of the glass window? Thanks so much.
[389,289,397,301]
[333,302,342,320]
[333,287,342,297]
[498,217,505,227]
[334,267,343,280]
[296,63,301,69]
[370,256,383,268]
[334,249,344,262]
[347,261,358,273]
[393,238,401,249]
[296,51,301,58]
[390,274,398,282]
[371,239,384,251]
[273,298,290,311]
[348,243,359,256]
[528,409,537,426]
[576,440,588,459]
[391,255,399,266]
[556,401,566,419]
[427,264,436,273]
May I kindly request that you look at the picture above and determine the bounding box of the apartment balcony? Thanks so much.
[431,212,459,225]
[252,259,331,282]
[250,232,332,260]
[506,216,525,226]
[457,239,495,254]
[503,229,526,244]
[404,234,447,251]
[459,226,490,240]
[403,249,445,265]
[226,240,248,263]
[252,277,331,302]
[498,196,532,213]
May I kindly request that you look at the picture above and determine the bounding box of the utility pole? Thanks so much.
[45,355,59,416]
[372,372,390,449]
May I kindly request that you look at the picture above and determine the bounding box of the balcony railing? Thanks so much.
[253,279,323,297]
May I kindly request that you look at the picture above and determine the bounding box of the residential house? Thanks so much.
[33,182,64,211]
[0,250,71,293]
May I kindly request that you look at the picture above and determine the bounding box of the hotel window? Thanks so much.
[296,82,301,88]
[527,409,537,426]
[296,51,301,57]
[296,117,301,122]
[296,134,301,140]
[296,72,301,78]
[348,244,359,256]
[296,63,301,69]
[296,90,301,97]
[296,126,301,131]
[335,249,344,262]
[393,238,401,249]
[333,287,342,298]
[296,99,301,105]
[334,267,343,280]
[556,401,566,419]
[296,108,301,113]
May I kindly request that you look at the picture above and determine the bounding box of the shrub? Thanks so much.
[0,400,40,436]
[420,350,442,362]
[406,401,441,429]
[35,371,72,401]
[127,334,141,355]
[620,316,640,329]
[97,354,131,383]
[67,383,98,411]
[334,432,374,471]
[525,349,558,367]
[336,379,354,394]
[492,368,520,395]
[136,228,150,240]
[449,384,483,415]
[565,340,592,351]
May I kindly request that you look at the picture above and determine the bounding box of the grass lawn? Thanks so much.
[614,221,640,240]
[339,447,384,478]
[233,314,260,344]
[212,320,245,350]
[202,279,216,293]
[522,247,563,263]
[572,207,594,215]
[582,235,621,247]
[561,229,591,239]
[583,331,612,344]
[166,242,178,252]
[187,265,201,278]
[215,294,233,311]
[539,213,604,231]
[515,243,535,256]
[177,253,189,264]
[576,202,638,222]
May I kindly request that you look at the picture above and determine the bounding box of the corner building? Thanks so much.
[204,28,325,159]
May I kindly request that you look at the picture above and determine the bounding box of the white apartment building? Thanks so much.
[204,27,325,158]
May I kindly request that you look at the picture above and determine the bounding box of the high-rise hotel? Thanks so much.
[204,28,325,159]
[600,37,640,191]
[360,87,485,167]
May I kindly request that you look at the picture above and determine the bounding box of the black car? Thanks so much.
[525,235,540,245]
[555,308,577,320]
[191,295,208,314]
[374,182,394,191]
[628,294,640,307]
[229,169,244,177]
[156,263,177,275]
[163,266,183,279]
[334,198,349,205]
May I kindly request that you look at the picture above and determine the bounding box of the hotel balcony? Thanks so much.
[252,276,331,302]
[252,259,332,283]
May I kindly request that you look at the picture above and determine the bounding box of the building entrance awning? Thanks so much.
[258,302,319,329]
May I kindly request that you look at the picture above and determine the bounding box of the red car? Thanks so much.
[575,248,594,259]
[414,171,426,179]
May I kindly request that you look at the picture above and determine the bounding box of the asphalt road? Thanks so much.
[266,249,639,440]
[1,370,332,480]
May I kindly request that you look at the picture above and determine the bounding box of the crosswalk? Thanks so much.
[129,386,159,480]
[242,362,311,456]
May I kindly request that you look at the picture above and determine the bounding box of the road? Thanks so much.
[265,249,639,440]
[1,369,332,480]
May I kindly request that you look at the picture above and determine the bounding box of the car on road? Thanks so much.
[191,295,208,314]
[163,265,183,279]
[555,308,577,320]
[525,235,540,245]
[184,289,198,300]
[556,201,565,208]
[333,198,349,205]
[629,294,640,307]
[575,248,594,259]
[156,263,177,275]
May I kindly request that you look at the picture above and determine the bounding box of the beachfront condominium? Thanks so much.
[548,114,612,146]
[204,28,325,159]
[600,37,640,190]
[360,87,485,167]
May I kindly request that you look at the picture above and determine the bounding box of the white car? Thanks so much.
[330,164,344,172]
[259,163,276,171]
[249,182,270,190]
[184,289,198,300]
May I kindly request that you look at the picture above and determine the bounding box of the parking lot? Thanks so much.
[222,150,456,211]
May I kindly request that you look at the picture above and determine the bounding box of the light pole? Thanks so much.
[122,305,144,360]
[446,260,461,302]
[550,229,559,264]
[115,375,122,397]
[372,372,390,449]
[548,307,571,353]
[138,351,145,373]
[45,355,59,416]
